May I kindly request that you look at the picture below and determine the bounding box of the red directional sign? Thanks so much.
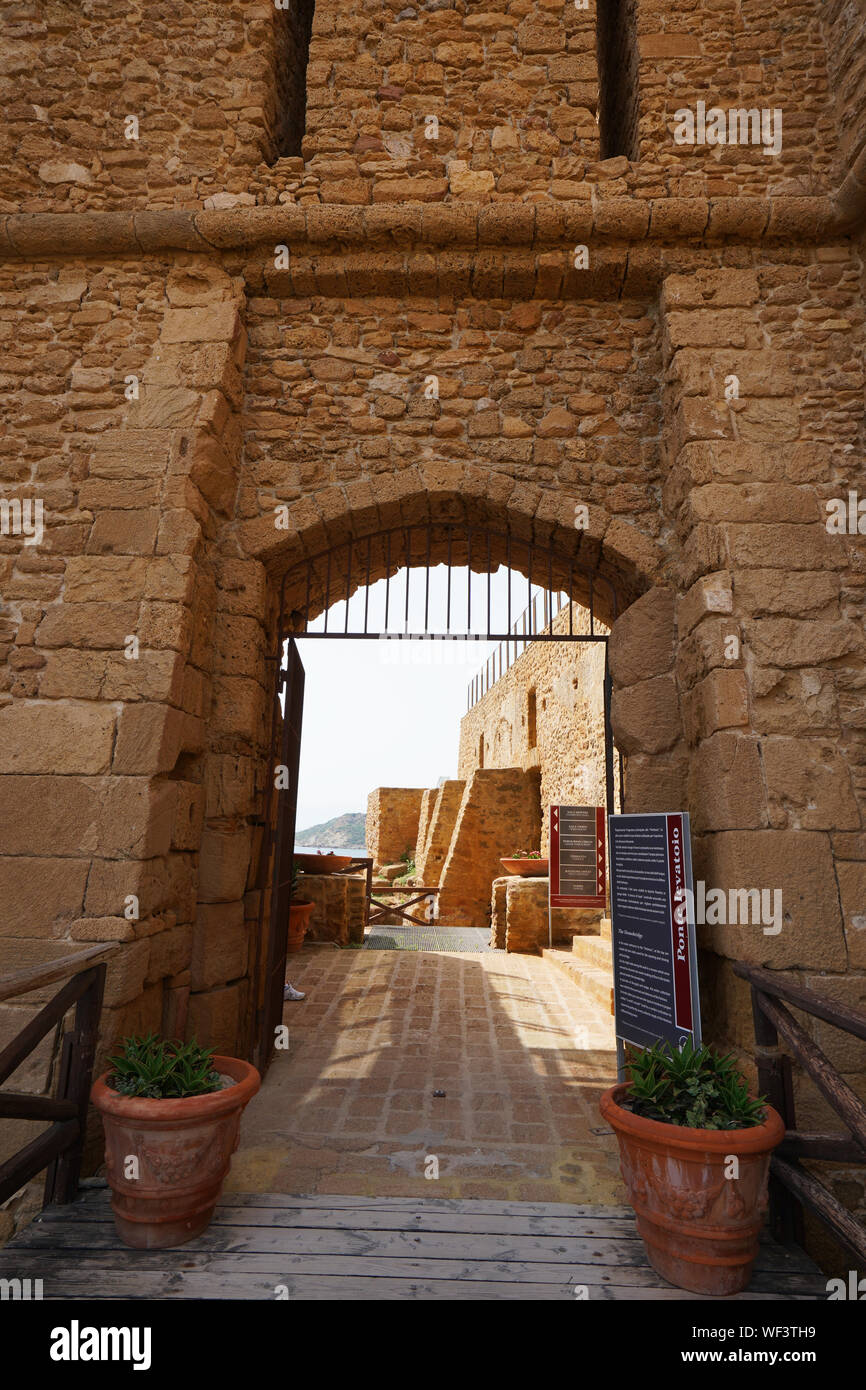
[549,805,606,909]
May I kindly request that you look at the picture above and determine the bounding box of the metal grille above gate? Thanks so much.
[277,523,618,644]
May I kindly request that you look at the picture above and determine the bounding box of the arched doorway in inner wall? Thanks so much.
[252,519,626,1070]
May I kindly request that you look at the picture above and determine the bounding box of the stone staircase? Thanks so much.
[543,918,614,1015]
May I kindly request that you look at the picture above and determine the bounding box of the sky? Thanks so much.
[292,565,563,835]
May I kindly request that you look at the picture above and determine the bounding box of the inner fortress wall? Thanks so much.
[0,0,865,1244]
[457,604,614,855]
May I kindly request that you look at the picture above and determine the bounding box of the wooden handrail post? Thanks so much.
[0,947,116,1211]
[43,962,107,1206]
[749,983,803,1245]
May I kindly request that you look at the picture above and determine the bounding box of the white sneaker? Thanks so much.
[284,983,306,1001]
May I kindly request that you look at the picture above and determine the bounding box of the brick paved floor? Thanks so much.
[228,947,625,1205]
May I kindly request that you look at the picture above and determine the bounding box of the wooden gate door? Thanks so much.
[259,638,305,1073]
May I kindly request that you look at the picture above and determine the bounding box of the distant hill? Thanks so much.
[295,811,367,851]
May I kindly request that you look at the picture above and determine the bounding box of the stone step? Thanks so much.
[570,933,613,973]
[543,947,614,1015]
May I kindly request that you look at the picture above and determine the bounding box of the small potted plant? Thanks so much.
[91,1033,260,1250]
[500,848,549,877]
[600,1039,784,1295]
[288,860,314,952]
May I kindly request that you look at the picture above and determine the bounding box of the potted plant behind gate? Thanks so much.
[600,1039,784,1295]
[91,1034,260,1250]
[288,860,314,952]
[500,848,549,877]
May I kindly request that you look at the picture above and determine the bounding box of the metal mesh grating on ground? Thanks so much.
[363,924,493,952]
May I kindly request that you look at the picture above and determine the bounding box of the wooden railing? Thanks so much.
[333,856,374,933]
[734,961,866,1263]
[0,943,117,1207]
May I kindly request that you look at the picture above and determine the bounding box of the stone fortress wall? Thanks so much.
[1,0,848,209]
[0,0,865,1248]
[368,599,612,929]
[366,785,425,867]
[458,600,616,854]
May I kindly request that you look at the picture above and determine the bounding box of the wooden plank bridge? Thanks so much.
[1,1189,828,1301]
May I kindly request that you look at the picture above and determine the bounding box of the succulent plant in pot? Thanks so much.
[600,1039,784,1296]
[288,859,314,953]
[91,1034,260,1250]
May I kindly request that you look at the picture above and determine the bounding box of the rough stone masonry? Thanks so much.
[0,1,864,1251]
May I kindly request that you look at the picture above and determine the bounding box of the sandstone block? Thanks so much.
[734,570,839,619]
[0,702,115,774]
[187,982,246,1055]
[726,523,846,572]
[611,674,681,755]
[748,619,862,669]
[299,874,353,946]
[172,782,204,852]
[688,733,767,832]
[693,830,846,971]
[448,166,495,198]
[504,876,548,954]
[126,386,200,430]
[609,587,675,688]
[85,854,196,923]
[198,827,253,903]
[677,572,733,638]
[537,407,575,438]
[144,923,193,982]
[69,916,136,942]
[99,780,178,859]
[836,863,866,968]
[101,940,152,1008]
[0,775,102,855]
[113,703,184,775]
[36,602,140,650]
[762,739,861,831]
[65,558,150,608]
[191,903,247,990]
[622,747,689,814]
[161,305,241,346]
[0,857,89,937]
[800,972,866,1073]
[205,754,255,820]
[686,668,749,740]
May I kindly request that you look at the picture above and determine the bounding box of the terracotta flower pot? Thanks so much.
[287,899,314,952]
[600,1082,784,1296]
[500,857,549,877]
[91,1055,260,1250]
[295,853,354,874]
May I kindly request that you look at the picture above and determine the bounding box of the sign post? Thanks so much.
[548,805,606,947]
[608,812,701,1077]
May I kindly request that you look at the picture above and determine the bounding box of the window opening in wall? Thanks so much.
[272,0,316,161]
[596,0,641,160]
[527,688,537,750]
[478,734,485,768]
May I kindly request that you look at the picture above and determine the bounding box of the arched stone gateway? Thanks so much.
[0,0,863,1242]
